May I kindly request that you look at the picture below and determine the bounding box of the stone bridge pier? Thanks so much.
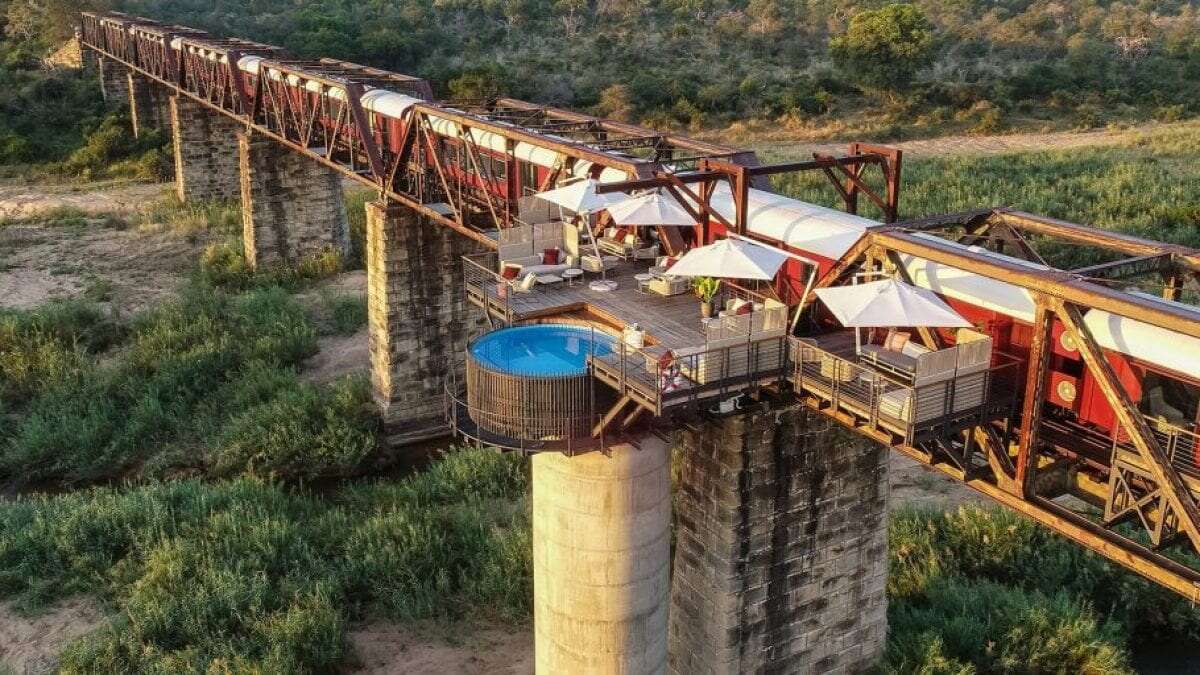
[238,132,349,269]
[98,56,168,138]
[669,403,889,674]
[170,95,241,204]
[365,201,487,450]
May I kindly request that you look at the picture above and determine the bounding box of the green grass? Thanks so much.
[199,240,345,293]
[0,299,124,409]
[773,123,1200,268]
[135,196,241,236]
[886,506,1200,673]
[321,293,368,336]
[0,280,391,487]
[0,448,530,673]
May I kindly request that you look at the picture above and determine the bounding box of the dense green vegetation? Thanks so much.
[0,451,530,672]
[0,0,1198,163]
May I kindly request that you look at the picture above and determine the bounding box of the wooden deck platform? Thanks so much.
[469,260,708,350]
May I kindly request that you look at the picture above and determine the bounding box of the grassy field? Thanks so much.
[774,122,1200,268]
[1,127,1199,671]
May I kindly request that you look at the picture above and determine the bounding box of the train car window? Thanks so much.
[519,161,538,196]
[1138,370,1200,428]
[490,156,508,180]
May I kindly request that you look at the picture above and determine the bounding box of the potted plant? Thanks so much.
[693,277,720,319]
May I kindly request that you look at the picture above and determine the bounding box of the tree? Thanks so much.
[829,3,934,95]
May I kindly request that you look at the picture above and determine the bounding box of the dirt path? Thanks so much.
[0,598,105,674]
[348,622,533,675]
[0,181,167,222]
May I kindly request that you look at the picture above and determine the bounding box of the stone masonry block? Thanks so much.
[171,95,240,203]
[668,403,889,674]
[238,131,349,269]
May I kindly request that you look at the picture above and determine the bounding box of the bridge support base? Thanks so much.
[170,95,240,203]
[237,131,349,269]
[365,201,486,449]
[669,404,889,674]
[128,72,168,139]
[98,57,129,104]
[533,437,671,674]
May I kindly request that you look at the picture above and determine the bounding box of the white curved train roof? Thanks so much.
[898,235,1200,379]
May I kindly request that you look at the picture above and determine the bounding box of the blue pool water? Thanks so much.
[470,325,616,377]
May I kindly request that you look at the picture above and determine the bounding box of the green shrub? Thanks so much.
[887,576,1131,674]
[54,114,168,181]
[0,448,530,670]
[211,376,379,481]
[344,190,371,269]
[0,285,317,485]
[138,196,241,234]
[0,300,122,407]
[889,507,1200,650]
[324,294,367,336]
[200,241,344,292]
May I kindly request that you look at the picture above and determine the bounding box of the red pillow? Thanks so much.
[543,248,560,265]
[735,300,753,315]
[663,256,677,270]
[501,264,521,280]
[611,227,629,242]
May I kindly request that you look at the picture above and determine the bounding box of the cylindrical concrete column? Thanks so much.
[532,438,671,674]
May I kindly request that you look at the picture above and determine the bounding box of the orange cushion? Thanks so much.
[543,248,559,265]
[501,264,521,280]
[885,331,911,352]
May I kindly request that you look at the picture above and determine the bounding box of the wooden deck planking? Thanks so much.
[482,262,707,349]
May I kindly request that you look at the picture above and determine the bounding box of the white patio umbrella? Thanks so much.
[664,238,788,281]
[605,191,697,227]
[534,178,624,214]
[813,278,971,328]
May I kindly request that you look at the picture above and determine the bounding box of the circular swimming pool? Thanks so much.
[466,325,616,442]
[469,324,616,377]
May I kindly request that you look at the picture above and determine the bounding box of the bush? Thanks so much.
[889,507,1200,655]
[888,576,1131,674]
[0,300,122,408]
[200,241,344,292]
[0,448,531,670]
[211,376,379,481]
[54,113,168,181]
[0,285,318,485]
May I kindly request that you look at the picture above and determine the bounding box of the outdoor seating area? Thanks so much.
[790,329,1016,444]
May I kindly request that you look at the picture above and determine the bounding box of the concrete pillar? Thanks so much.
[669,404,889,674]
[238,131,349,268]
[170,95,241,203]
[98,57,129,105]
[128,72,169,138]
[533,438,671,674]
[366,201,487,447]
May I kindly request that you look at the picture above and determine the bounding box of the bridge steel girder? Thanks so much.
[796,232,1200,601]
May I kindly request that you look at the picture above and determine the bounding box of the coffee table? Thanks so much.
[536,274,564,285]
[634,273,655,294]
[562,268,584,286]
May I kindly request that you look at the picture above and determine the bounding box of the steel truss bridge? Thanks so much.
[81,10,1200,601]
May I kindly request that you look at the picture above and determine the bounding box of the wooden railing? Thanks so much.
[789,337,1019,445]
[1115,417,1200,479]
[462,252,512,325]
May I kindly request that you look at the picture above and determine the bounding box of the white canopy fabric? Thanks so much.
[665,238,788,281]
[814,279,971,328]
[534,179,623,214]
[678,182,875,259]
[605,192,697,226]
